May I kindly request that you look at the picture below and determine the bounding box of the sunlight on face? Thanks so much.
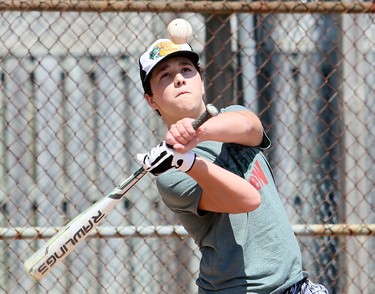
[147,57,205,124]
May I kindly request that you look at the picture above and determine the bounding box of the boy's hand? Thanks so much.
[136,141,196,176]
[166,118,200,153]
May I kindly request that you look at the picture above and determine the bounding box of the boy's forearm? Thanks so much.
[199,110,264,147]
[187,156,261,214]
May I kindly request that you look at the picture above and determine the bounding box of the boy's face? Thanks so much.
[145,56,205,125]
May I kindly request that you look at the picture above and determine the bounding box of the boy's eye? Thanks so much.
[158,65,193,80]
[160,72,170,79]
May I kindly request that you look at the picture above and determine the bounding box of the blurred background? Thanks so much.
[0,1,374,293]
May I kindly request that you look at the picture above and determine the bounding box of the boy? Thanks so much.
[136,39,328,294]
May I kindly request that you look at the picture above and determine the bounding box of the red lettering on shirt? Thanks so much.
[249,160,268,190]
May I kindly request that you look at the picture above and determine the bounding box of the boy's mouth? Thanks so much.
[176,91,190,97]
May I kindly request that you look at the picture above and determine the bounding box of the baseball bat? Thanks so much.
[24,104,219,280]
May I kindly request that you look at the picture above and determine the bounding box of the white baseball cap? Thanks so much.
[139,39,199,93]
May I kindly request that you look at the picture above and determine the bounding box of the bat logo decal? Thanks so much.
[34,210,106,275]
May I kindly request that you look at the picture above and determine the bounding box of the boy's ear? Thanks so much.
[145,93,154,107]
[145,94,162,116]
[145,94,159,110]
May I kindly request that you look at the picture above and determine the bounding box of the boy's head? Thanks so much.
[139,39,200,95]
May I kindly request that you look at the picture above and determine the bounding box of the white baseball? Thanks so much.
[167,18,193,44]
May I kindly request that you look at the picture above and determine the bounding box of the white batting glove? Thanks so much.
[136,141,196,176]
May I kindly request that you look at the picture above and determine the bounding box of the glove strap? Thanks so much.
[176,152,196,172]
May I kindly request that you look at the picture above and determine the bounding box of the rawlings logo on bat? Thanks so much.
[35,210,105,275]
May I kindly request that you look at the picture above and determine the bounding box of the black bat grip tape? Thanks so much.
[192,104,219,130]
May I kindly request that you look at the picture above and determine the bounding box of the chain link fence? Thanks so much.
[0,1,374,293]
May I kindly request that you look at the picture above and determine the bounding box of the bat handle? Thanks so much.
[192,104,219,130]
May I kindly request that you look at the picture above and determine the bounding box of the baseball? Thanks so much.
[167,18,193,44]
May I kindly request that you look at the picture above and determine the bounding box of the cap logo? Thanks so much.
[149,41,181,61]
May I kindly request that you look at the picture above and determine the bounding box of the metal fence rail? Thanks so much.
[0,1,374,14]
[0,1,374,293]
[1,224,375,240]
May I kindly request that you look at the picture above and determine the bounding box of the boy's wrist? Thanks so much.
[176,151,196,172]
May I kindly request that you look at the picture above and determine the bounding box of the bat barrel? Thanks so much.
[24,196,119,280]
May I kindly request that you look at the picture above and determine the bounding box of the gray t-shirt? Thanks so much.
[156,105,307,293]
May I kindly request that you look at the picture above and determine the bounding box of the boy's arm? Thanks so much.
[167,110,264,153]
[166,110,264,213]
[187,156,261,214]
[138,109,264,214]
